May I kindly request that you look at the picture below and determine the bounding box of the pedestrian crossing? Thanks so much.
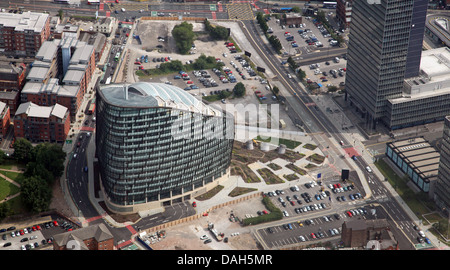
[227,3,254,21]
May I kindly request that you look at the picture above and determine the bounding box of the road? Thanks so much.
[238,19,425,249]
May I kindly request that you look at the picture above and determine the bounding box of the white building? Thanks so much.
[386,47,450,130]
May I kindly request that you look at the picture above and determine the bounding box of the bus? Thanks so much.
[280,7,293,13]
[54,0,70,3]
[87,0,100,5]
[323,2,337,9]
[114,52,120,62]
[87,98,96,115]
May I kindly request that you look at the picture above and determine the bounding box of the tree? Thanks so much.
[204,19,229,40]
[268,35,282,53]
[292,6,301,13]
[287,56,298,71]
[272,86,280,95]
[0,202,11,220]
[296,69,306,81]
[13,138,33,164]
[0,150,6,165]
[58,9,64,20]
[327,86,338,92]
[233,82,246,97]
[172,22,195,55]
[21,176,52,213]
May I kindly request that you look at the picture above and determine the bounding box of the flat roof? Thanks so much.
[426,14,450,47]
[0,11,49,33]
[387,137,440,179]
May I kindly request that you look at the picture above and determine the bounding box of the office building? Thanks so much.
[385,47,450,129]
[345,0,429,129]
[0,11,50,57]
[386,137,440,193]
[435,116,450,211]
[96,82,234,214]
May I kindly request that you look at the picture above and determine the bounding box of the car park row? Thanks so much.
[1,219,77,250]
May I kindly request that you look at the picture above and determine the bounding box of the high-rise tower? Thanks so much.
[345,0,429,129]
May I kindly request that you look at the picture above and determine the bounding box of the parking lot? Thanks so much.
[252,175,372,248]
[266,14,340,56]
[258,203,373,249]
[302,55,347,92]
[0,217,79,250]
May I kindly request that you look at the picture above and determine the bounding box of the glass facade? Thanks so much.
[435,117,450,209]
[96,83,234,208]
[385,141,437,193]
[345,0,428,126]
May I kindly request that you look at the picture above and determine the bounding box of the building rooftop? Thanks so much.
[15,101,68,120]
[53,223,114,250]
[387,137,440,180]
[0,11,49,33]
[426,14,450,47]
[22,79,80,98]
[100,82,223,116]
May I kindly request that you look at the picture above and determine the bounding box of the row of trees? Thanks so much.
[13,138,66,213]
[287,56,306,81]
[204,19,230,40]
[256,12,282,54]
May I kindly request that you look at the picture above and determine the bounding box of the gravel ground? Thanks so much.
[149,197,264,250]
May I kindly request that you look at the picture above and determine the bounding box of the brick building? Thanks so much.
[53,223,114,250]
[336,0,352,29]
[0,11,50,57]
[341,219,398,249]
[21,36,96,120]
[0,101,10,137]
[0,91,20,116]
[281,13,303,27]
[14,101,70,143]
[0,62,27,91]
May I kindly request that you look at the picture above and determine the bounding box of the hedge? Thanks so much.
[242,196,283,226]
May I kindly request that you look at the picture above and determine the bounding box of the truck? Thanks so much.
[279,119,286,129]
[208,222,224,241]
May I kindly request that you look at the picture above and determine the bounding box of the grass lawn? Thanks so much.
[303,143,318,150]
[0,170,26,185]
[267,163,282,171]
[255,136,302,149]
[283,173,299,181]
[0,177,20,201]
[257,168,284,185]
[228,187,258,197]
[194,185,224,201]
[375,159,431,216]
[306,153,325,164]
[286,163,307,175]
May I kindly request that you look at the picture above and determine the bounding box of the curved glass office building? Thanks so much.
[96,82,234,213]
